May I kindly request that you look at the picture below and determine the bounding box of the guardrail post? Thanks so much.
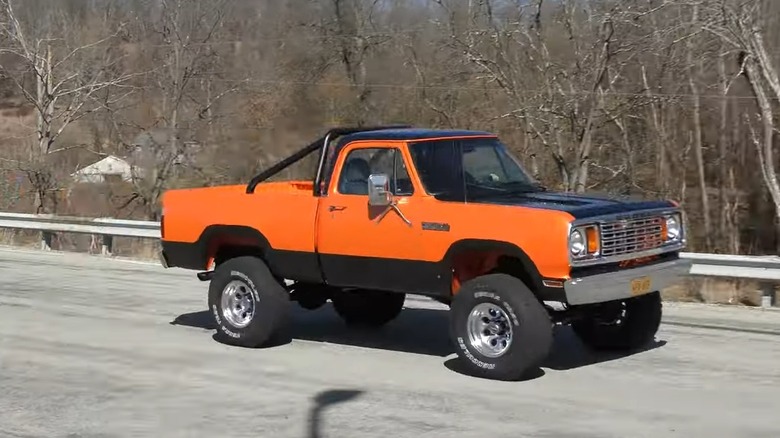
[101,234,113,256]
[40,231,53,251]
[759,282,776,308]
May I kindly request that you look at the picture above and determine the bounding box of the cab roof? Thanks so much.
[338,127,496,144]
[245,126,499,194]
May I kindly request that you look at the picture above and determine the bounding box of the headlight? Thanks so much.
[569,229,586,256]
[569,225,599,259]
[665,214,681,241]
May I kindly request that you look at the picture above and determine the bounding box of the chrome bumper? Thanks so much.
[564,258,692,306]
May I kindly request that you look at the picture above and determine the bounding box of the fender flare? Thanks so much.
[195,225,324,284]
[197,224,271,264]
[441,239,544,291]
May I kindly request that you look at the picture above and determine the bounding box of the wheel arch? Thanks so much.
[443,239,546,296]
[200,225,324,284]
[200,225,271,268]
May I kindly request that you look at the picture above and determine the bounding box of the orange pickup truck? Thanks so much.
[159,126,691,380]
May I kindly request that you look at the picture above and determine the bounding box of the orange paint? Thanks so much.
[162,135,577,283]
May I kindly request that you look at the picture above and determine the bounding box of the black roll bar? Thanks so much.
[245,125,411,194]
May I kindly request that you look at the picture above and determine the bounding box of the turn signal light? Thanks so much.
[586,226,599,254]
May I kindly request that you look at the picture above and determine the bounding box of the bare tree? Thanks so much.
[700,0,780,246]
[0,0,137,208]
[0,0,138,248]
[686,3,712,249]
[431,0,651,192]
[109,0,239,220]
[1,0,780,259]
[318,0,391,126]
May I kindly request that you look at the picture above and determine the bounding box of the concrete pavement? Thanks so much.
[0,247,778,438]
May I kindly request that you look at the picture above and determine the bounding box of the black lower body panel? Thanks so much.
[318,253,452,296]
[160,241,323,284]
[160,241,204,270]
[162,241,551,299]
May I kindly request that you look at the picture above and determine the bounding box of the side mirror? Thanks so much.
[368,173,392,207]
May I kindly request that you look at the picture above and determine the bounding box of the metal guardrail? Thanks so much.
[682,252,780,308]
[0,212,159,238]
[0,212,776,307]
[0,212,159,255]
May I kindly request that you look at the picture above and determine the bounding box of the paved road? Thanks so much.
[1,247,779,438]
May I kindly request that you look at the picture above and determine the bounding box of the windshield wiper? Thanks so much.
[465,181,546,201]
[493,181,547,195]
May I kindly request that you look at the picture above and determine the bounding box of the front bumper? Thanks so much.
[564,257,692,306]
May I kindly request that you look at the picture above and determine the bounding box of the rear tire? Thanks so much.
[450,273,553,381]
[208,256,291,347]
[331,289,405,327]
[571,291,662,351]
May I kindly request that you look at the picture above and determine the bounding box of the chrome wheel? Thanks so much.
[220,280,256,328]
[466,302,514,358]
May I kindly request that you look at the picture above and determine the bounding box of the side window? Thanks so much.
[462,144,510,183]
[337,147,414,196]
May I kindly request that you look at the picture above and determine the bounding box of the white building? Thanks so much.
[70,155,142,184]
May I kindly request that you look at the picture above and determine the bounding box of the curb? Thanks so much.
[662,318,780,336]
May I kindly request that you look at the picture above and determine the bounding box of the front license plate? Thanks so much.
[630,276,652,296]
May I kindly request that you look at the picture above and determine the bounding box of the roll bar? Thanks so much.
[245,125,411,194]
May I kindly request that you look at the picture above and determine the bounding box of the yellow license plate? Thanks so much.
[630,276,652,296]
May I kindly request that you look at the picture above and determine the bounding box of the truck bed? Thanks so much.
[160,181,320,273]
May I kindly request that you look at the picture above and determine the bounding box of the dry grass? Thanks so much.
[0,230,13,245]
[661,282,702,303]
[0,230,159,261]
[0,229,44,249]
[119,238,161,261]
[661,277,771,307]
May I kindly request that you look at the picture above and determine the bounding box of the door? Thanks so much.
[316,144,437,293]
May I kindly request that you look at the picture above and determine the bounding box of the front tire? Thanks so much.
[330,289,405,327]
[208,256,291,347]
[450,273,553,381]
[571,291,662,351]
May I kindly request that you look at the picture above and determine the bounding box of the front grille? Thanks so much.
[600,216,665,257]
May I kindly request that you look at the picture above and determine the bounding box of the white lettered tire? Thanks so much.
[208,256,291,347]
[450,273,553,381]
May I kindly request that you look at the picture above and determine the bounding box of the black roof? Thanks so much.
[246,126,497,194]
[338,128,495,144]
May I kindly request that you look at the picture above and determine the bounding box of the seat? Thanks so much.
[339,157,371,195]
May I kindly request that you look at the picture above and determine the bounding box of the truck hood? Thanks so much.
[486,191,676,219]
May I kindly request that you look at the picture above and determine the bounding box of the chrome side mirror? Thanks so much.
[368,173,392,207]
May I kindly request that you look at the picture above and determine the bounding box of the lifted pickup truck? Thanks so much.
[159,126,691,380]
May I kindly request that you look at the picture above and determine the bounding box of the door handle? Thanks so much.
[328,205,347,212]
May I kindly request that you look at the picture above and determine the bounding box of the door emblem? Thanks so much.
[422,222,450,232]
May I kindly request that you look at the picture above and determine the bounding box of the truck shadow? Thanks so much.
[171,302,667,373]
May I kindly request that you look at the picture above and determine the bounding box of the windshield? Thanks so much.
[408,137,542,202]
